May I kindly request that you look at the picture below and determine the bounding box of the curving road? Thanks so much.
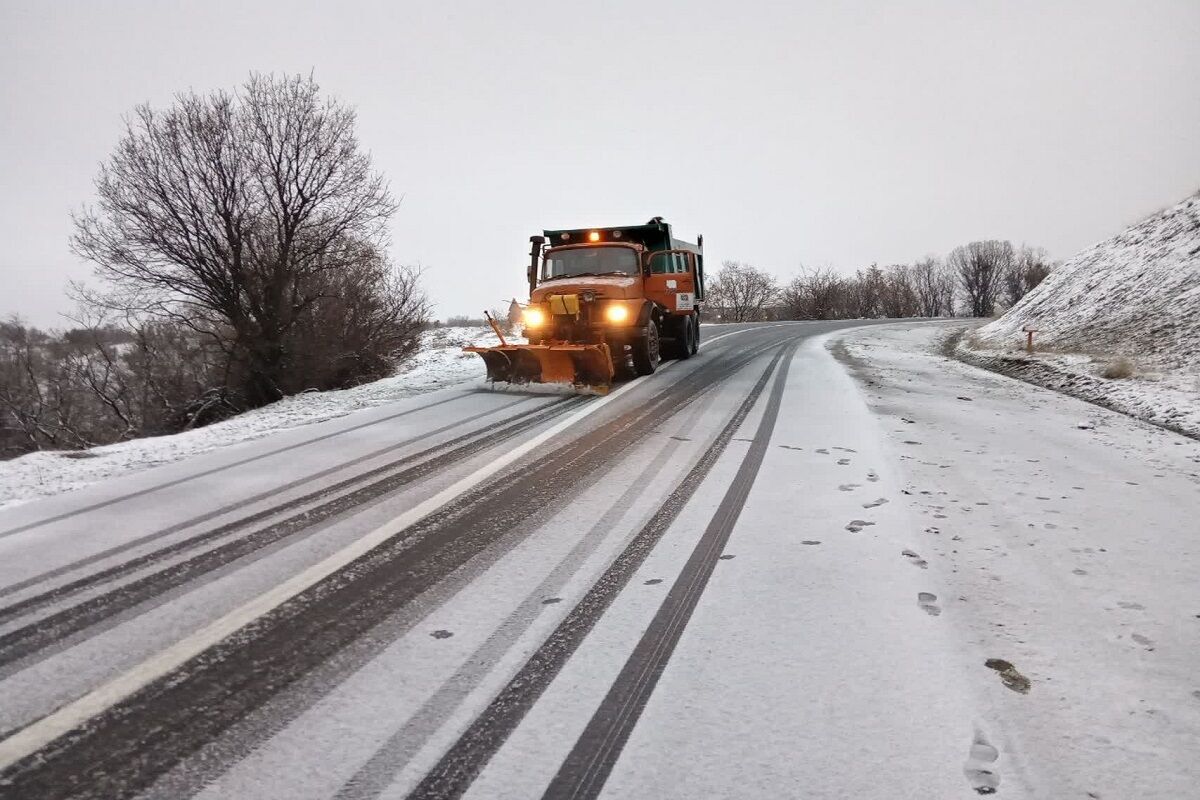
[2,320,1198,800]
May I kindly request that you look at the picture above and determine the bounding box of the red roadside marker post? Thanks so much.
[1023,326,1038,354]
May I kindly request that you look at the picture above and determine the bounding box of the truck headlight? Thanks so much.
[605,304,630,324]
[523,307,546,327]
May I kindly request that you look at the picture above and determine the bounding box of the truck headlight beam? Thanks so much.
[605,304,630,324]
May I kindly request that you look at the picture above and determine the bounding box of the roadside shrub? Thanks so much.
[1101,357,1135,379]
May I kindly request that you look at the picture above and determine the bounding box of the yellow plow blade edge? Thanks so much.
[463,343,615,394]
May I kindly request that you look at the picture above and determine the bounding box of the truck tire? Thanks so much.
[673,315,696,360]
[689,315,700,355]
[632,319,661,375]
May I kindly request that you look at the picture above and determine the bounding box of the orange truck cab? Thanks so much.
[466,217,705,392]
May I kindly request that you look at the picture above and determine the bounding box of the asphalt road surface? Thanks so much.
[1,321,1197,799]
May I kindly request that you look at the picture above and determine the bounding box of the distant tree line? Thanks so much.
[1,74,428,459]
[704,242,1052,322]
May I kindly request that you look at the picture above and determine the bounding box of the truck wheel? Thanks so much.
[689,315,700,355]
[674,316,696,360]
[632,319,661,375]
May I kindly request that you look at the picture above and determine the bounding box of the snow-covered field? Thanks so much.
[0,326,514,510]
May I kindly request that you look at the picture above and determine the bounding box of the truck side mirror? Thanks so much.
[528,235,545,292]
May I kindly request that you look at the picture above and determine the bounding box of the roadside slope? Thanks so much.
[977,191,1200,370]
[963,191,1200,438]
[0,326,510,510]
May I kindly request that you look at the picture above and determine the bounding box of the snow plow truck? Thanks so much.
[465,217,705,393]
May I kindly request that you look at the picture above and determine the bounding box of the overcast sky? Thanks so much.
[2,0,1198,327]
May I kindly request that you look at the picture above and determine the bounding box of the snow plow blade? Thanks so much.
[464,343,615,393]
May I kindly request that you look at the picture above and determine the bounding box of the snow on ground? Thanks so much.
[956,333,1200,440]
[0,325,515,510]
[961,190,1200,440]
[834,322,1200,799]
[977,190,1200,371]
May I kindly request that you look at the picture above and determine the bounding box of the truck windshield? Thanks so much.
[542,246,638,281]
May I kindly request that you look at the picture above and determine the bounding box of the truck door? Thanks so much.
[644,250,699,315]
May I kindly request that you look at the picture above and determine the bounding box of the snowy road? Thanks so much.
[1,321,1198,799]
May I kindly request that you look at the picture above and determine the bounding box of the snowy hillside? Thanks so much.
[977,191,1200,370]
[0,325,513,509]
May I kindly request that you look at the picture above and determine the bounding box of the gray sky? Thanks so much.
[3,0,1198,328]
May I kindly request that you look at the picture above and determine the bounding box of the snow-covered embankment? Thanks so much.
[959,191,1200,438]
[0,325,513,509]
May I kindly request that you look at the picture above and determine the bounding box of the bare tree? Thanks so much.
[71,73,423,409]
[0,318,134,454]
[706,261,779,322]
[1003,245,1053,306]
[948,240,1013,317]
[844,265,886,318]
[878,265,919,318]
[0,318,53,455]
[911,256,957,317]
[782,267,846,320]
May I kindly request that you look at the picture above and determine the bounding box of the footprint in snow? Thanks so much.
[801,540,822,545]
[866,470,880,482]
[1131,633,1154,650]
[845,519,875,533]
[985,658,1031,693]
[644,578,663,585]
[816,448,830,454]
[430,629,453,639]
[963,731,1000,795]
[837,458,851,466]
[778,444,803,451]
[833,446,858,453]
[838,483,861,492]
[1117,601,1145,610]
[918,592,941,616]
[901,549,928,569]
[862,497,889,509]
[542,597,562,605]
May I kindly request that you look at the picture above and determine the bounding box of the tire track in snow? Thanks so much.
[541,336,798,800]
[138,339,791,800]
[407,339,797,800]
[329,388,725,800]
[0,390,481,540]
[0,327,796,799]
[0,396,544,609]
[0,396,584,675]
